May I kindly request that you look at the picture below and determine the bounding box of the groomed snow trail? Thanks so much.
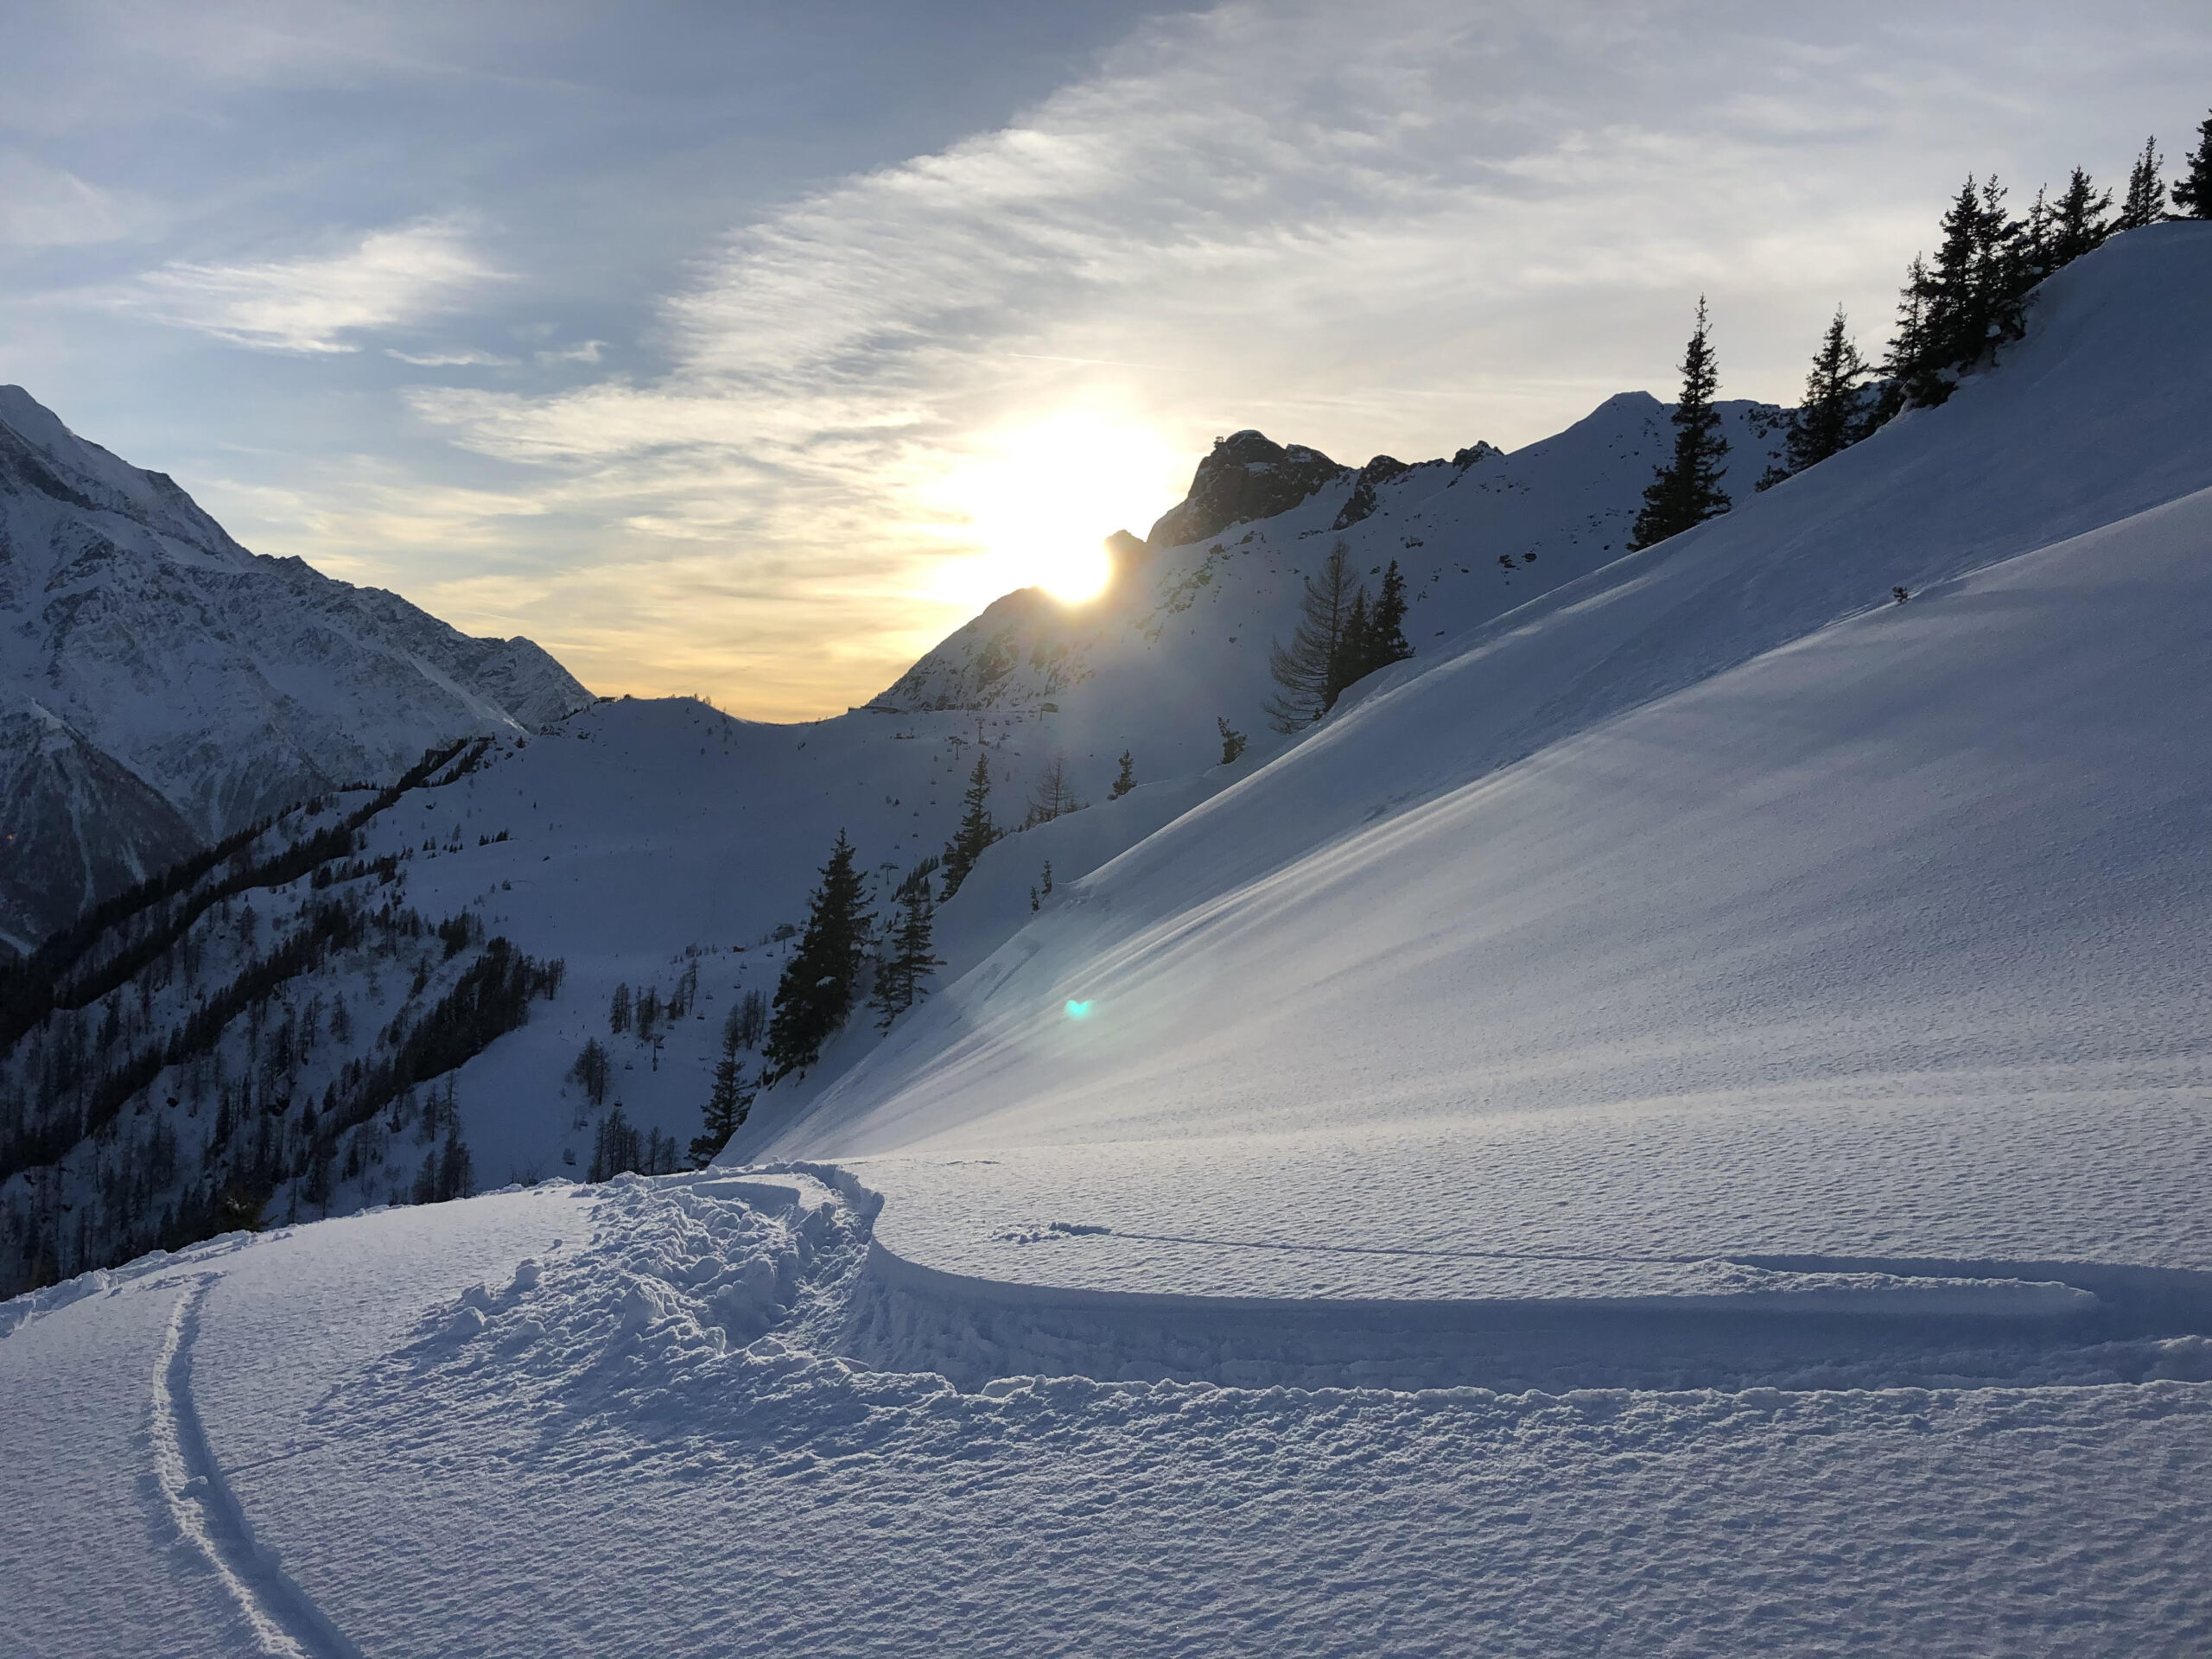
[149,1274,365,1659]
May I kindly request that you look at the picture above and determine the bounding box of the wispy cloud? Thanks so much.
[400,0,1998,714]
[0,150,158,248]
[385,346,517,368]
[145,0,2201,721]
[125,216,504,353]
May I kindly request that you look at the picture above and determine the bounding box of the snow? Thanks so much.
[0,385,590,949]
[7,225,2212,1654]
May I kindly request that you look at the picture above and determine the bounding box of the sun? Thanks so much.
[923,414,1184,611]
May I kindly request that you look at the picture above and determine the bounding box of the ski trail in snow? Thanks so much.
[149,1274,364,1659]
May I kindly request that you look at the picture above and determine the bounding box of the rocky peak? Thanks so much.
[1331,454,1415,531]
[1145,429,1348,550]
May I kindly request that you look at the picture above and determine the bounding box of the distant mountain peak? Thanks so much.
[0,387,594,950]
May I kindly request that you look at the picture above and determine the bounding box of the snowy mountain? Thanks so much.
[8,224,2212,1656]
[0,387,592,951]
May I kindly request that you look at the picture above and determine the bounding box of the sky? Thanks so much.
[4,1,2209,720]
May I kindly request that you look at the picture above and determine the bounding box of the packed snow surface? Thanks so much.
[8,226,2212,1655]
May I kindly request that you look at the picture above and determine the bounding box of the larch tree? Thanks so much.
[1025,756,1084,827]
[1630,296,1732,548]
[1265,538,1364,730]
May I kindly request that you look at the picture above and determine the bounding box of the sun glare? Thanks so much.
[924,414,1184,612]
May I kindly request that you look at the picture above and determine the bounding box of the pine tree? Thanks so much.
[870,886,943,1028]
[1109,750,1136,799]
[2048,167,2113,266]
[1630,296,1731,548]
[1761,308,1871,488]
[690,1033,755,1167]
[2118,137,2167,230]
[1885,178,2026,409]
[1217,717,1247,765]
[2174,111,2212,219]
[939,755,995,900]
[1265,538,1364,730]
[1364,560,1413,671]
[635,986,661,1046]
[608,982,630,1035]
[764,830,872,1078]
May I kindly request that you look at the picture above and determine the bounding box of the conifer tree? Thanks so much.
[2118,137,2167,230]
[1630,297,1731,548]
[1364,560,1414,671]
[1265,539,1364,730]
[1109,750,1136,799]
[1760,308,1872,488]
[1217,717,1247,765]
[871,886,943,1028]
[939,755,995,900]
[608,982,630,1035]
[2174,111,2212,219]
[690,1032,755,1167]
[1885,178,2026,408]
[764,830,871,1078]
[2048,167,2113,266]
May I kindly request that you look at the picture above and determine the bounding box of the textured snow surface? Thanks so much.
[6,1177,2209,1656]
[747,227,2212,1318]
[9,226,2212,1654]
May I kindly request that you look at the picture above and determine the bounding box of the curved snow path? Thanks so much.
[705,1165,2212,1393]
[149,1274,364,1659]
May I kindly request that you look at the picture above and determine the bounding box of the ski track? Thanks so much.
[149,1274,363,1659]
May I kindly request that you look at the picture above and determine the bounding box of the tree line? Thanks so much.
[1631,107,2212,550]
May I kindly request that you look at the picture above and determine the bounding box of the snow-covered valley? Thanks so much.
[6,223,2212,1655]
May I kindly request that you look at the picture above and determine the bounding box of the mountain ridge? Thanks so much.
[0,387,593,950]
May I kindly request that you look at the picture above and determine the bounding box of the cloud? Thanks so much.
[378,0,2212,719]
[125,216,504,353]
[535,340,606,366]
[0,151,158,248]
[385,346,518,367]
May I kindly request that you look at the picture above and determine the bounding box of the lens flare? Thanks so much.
[1065,1000,1092,1020]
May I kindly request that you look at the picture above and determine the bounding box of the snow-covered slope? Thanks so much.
[740,222,2212,1321]
[0,388,591,950]
[6,225,2212,1659]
